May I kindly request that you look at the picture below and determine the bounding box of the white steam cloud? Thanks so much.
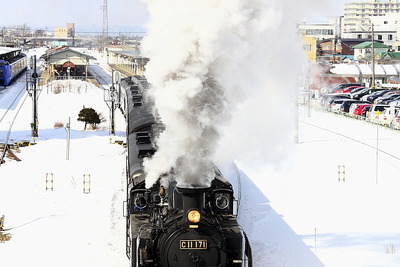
[141,0,328,188]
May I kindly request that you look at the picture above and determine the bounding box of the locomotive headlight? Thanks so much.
[187,209,201,223]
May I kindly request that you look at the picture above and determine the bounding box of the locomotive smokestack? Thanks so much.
[174,187,209,218]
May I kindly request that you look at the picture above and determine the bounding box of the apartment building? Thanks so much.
[343,0,400,32]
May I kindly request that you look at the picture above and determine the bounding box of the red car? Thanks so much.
[352,103,372,116]
[336,86,365,94]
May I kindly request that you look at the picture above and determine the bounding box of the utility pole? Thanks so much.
[371,23,376,88]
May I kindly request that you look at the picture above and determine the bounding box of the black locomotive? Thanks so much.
[119,75,252,267]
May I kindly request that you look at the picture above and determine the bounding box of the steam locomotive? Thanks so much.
[119,75,252,267]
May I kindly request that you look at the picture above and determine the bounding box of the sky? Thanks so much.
[0,0,353,33]
[0,0,149,33]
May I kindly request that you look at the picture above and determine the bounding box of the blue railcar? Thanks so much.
[0,55,27,86]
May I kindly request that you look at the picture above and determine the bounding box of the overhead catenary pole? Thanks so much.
[104,70,120,135]
[110,85,115,135]
[31,55,39,137]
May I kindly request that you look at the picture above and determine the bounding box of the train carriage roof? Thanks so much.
[0,47,21,55]
[0,47,24,61]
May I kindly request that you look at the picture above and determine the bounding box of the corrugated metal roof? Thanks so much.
[40,47,96,61]
[108,48,144,58]
[330,64,400,76]
[352,41,389,49]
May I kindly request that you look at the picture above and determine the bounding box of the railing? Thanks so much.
[49,75,95,82]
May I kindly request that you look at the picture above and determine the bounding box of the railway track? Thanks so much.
[0,85,27,122]
[0,84,30,163]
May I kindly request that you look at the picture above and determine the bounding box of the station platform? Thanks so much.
[109,64,145,78]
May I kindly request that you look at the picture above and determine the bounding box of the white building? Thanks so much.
[343,0,400,32]
[298,23,336,40]
[342,12,400,50]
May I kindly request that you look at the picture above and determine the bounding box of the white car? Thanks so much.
[330,99,350,112]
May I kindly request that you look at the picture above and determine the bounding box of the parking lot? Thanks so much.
[307,83,400,130]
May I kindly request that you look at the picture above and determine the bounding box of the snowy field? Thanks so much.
[2,48,400,267]
[245,107,400,267]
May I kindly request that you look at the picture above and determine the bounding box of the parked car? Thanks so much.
[349,86,366,94]
[362,89,391,103]
[380,94,400,105]
[350,103,372,117]
[388,99,400,106]
[366,104,390,123]
[320,94,350,108]
[389,109,400,129]
[360,105,371,117]
[374,92,400,104]
[340,100,369,113]
[327,83,363,94]
[330,98,352,112]
[376,106,400,126]
[336,86,365,94]
[351,88,374,100]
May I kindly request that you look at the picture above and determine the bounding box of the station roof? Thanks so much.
[40,46,96,61]
[330,64,400,76]
[106,45,145,59]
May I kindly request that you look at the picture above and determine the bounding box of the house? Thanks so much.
[352,41,389,62]
[317,38,377,62]
[377,51,400,63]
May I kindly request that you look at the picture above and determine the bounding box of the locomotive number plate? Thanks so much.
[180,240,208,249]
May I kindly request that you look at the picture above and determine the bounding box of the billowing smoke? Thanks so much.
[141,0,330,188]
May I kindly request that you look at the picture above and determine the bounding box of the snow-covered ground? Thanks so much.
[0,48,129,267]
[241,107,400,266]
[2,48,400,266]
